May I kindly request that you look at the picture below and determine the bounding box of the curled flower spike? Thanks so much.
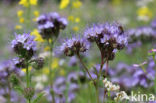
[11,33,37,60]
[84,23,127,61]
[60,37,90,56]
[37,12,68,40]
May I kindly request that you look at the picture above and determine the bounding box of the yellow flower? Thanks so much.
[15,25,22,30]
[51,58,59,69]
[137,6,152,21]
[75,17,80,23]
[44,46,50,51]
[72,26,79,32]
[31,29,44,42]
[17,10,24,17]
[30,0,37,6]
[19,0,28,7]
[19,17,25,23]
[72,0,82,8]
[22,66,32,72]
[60,0,70,9]
[68,15,74,22]
[19,0,37,7]
[34,10,40,17]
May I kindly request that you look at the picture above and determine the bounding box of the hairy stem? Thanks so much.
[48,40,55,103]
[77,53,96,85]
[77,53,99,103]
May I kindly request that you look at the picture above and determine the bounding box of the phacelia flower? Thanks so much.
[151,18,156,29]
[127,26,155,42]
[84,23,127,60]
[11,33,37,60]
[37,12,68,40]
[60,37,90,56]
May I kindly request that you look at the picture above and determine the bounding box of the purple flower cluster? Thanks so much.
[60,37,90,56]
[37,12,68,39]
[11,33,37,60]
[0,60,21,85]
[110,59,155,89]
[84,23,127,60]
[151,18,156,29]
[0,88,26,103]
[127,26,156,42]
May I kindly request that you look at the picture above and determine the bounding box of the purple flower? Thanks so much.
[151,18,156,29]
[127,26,155,42]
[60,37,90,56]
[11,33,37,59]
[68,56,78,66]
[84,23,127,60]
[37,12,68,39]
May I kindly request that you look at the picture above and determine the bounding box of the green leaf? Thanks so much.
[32,92,45,103]
[14,86,24,95]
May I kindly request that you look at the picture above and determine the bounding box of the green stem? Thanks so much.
[26,64,29,87]
[48,40,55,103]
[77,53,96,86]
[77,53,99,103]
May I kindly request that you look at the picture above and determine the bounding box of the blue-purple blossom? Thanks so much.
[151,18,156,29]
[60,37,90,56]
[127,26,155,42]
[11,33,37,59]
[37,12,68,39]
[84,23,127,60]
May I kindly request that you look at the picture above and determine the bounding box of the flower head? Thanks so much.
[59,0,70,9]
[60,37,90,56]
[11,33,37,60]
[37,12,68,40]
[84,23,127,60]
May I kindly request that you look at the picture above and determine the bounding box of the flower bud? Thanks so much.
[24,87,35,100]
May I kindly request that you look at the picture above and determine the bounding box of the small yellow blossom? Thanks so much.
[34,10,40,17]
[22,66,32,72]
[48,39,52,43]
[19,0,37,7]
[51,58,59,69]
[31,29,44,42]
[72,0,82,8]
[15,25,22,30]
[17,10,24,17]
[72,26,79,32]
[68,15,74,22]
[60,0,70,9]
[137,6,152,21]
[19,17,25,23]
[75,17,80,23]
[30,0,37,6]
[44,46,50,51]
